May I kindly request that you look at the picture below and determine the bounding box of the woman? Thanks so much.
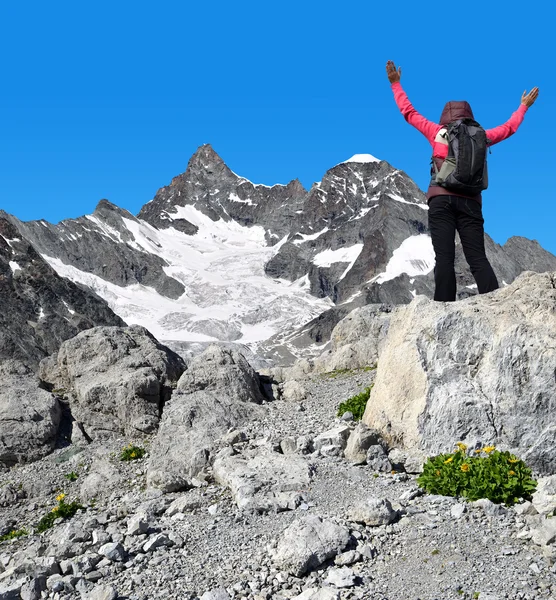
[385,60,539,301]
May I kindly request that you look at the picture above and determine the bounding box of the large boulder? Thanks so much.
[147,346,265,492]
[363,271,556,474]
[212,448,311,512]
[39,325,185,437]
[0,361,62,466]
[313,304,391,372]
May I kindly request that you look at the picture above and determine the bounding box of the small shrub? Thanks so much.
[64,471,78,482]
[120,444,146,462]
[36,494,83,533]
[0,528,28,543]
[337,386,373,421]
[417,443,537,506]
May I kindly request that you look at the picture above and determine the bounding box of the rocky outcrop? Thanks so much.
[0,361,61,466]
[362,271,556,475]
[147,346,266,492]
[0,217,125,368]
[39,326,186,438]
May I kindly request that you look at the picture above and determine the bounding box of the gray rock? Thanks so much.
[213,448,311,512]
[531,517,556,546]
[513,501,538,516]
[344,423,381,464]
[86,584,118,600]
[280,437,298,455]
[0,361,62,467]
[39,325,185,437]
[199,588,230,600]
[99,542,125,562]
[366,445,392,472]
[363,272,556,475]
[20,576,46,600]
[291,590,339,600]
[325,566,356,588]
[165,495,202,517]
[80,459,123,502]
[349,496,397,526]
[451,503,467,519]
[472,499,507,517]
[532,475,556,515]
[142,533,170,552]
[334,550,361,567]
[127,513,149,536]
[272,515,350,576]
[281,380,307,403]
[313,425,352,453]
[0,577,27,599]
[147,346,265,492]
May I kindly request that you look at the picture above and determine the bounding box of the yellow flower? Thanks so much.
[483,446,496,454]
[460,463,470,472]
[444,456,454,464]
[435,470,441,476]
[509,470,516,476]
[508,458,518,464]
[455,442,468,452]
[474,449,482,453]
[130,452,137,458]
[51,506,59,513]
[56,493,66,502]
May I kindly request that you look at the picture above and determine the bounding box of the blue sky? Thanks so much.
[1,1,554,254]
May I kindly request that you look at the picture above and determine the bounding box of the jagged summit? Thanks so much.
[343,153,381,164]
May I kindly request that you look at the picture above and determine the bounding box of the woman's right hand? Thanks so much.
[521,87,539,107]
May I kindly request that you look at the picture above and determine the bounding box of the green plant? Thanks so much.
[120,444,146,462]
[337,386,373,421]
[417,443,537,506]
[473,593,480,599]
[0,528,28,543]
[64,471,78,482]
[431,548,439,555]
[36,494,83,533]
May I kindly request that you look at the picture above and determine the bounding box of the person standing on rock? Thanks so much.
[385,60,539,301]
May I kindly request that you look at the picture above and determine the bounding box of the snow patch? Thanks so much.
[344,154,381,164]
[313,244,364,270]
[388,193,428,210]
[9,261,21,273]
[293,227,329,245]
[371,235,435,284]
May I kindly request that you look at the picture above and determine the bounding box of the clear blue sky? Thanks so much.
[1,1,554,254]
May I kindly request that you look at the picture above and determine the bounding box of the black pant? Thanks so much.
[428,195,499,302]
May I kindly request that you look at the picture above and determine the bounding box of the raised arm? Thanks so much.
[486,87,539,146]
[386,60,439,144]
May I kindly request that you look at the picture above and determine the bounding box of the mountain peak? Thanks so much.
[188,144,226,168]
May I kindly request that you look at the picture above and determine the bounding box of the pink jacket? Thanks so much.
[391,82,528,201]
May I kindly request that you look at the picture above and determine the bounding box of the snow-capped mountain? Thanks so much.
[5,144,556,362]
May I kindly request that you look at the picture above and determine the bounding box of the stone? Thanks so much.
[349,496,397,526]
[272,515,350,576]
[199,588,231,600]
[165,495,202,516]
[334,550,361,566]
[20,577,46,600]
[143,533,170,552]
[281,380,307,403]
[213,448,311,512]
[291,589,339,600]
[147,346,266,492]
[532,475,556,515]
[313,425,352,453]
[531,518,556,546]
[80,459,123,502]
[86,585,118,600]
[472,499,507,517]
[99,542,125,562]
[127,513,149,536]
[344,423,381,464]
[513,501,538,516]
[324,567,356,588]
[362,272,556,475]
[280,437,297,455]
[313,305,391,372]
[39,325,185,437]
[366,445,392,472]
[451,503,467,519]
[0,361,62,466]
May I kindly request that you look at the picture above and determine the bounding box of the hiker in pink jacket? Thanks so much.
[386,60,539,301]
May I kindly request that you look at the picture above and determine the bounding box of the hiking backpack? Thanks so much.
[433,119,489,196]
